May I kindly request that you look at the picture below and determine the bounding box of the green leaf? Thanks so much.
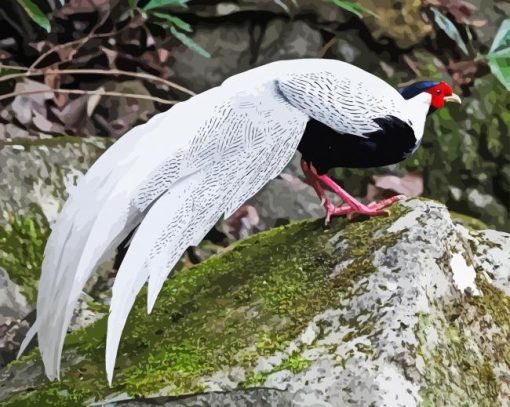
[170,26,210,58]
[325,0,377,18]
[487,48,510,59]
[152,12,191,32]
[488,57,510,91]
[142,0,188,11]
[489,19,510,54]
[430,7,468,55]
[16,0,51,32]
[488,19,510,91]
[128,0,138,10]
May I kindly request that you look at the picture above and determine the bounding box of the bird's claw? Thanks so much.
[323,195,403,225]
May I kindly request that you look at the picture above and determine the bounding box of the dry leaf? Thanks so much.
[372,173,424,197]
[87,87,104,116]
[223,205,260,240]
[44,73,68,108]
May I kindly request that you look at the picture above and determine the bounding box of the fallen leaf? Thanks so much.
[87,86,104,116]
[44,72,68,108]
[372,173,424,197]
[223,205,260,240]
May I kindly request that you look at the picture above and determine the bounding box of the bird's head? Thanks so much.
[400,81,461,111]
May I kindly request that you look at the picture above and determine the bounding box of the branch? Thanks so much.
[0,64,31,71]
[319,37,337,58]
[0,67,196,96]
[0,88,178,105]
[29,7,112,70]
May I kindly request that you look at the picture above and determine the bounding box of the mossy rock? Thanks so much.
[0,136,113,305]
[0,136,112,224]
[1,198,509,406]
[357,0,433,48]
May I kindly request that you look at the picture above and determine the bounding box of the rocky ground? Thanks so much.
[0,198,509,406]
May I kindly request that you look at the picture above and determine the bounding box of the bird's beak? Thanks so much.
[444,93,461,104]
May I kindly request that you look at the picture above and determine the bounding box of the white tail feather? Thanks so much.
[21,60,320,384]
[106,172,204,384]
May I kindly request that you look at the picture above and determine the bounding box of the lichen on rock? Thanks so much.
[0,198,509,406]
[0,137,113,305]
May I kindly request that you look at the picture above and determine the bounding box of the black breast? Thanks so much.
[297,116,419,175]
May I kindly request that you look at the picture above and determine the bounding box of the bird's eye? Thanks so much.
[436,89,441,95]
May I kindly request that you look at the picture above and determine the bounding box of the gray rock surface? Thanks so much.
[108,389,288,406]
[0,267,30,327]
[254,19,322,66]
[117,200,510,407]
[169,16,322,93]
[0,267,31,368]
[2,199,509,406]
[0,137,111,224]
[188,200,509,407]
[0,138,112,367]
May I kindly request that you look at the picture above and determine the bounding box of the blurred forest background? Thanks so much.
[0,0,509,393]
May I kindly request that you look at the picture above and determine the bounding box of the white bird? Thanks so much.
[18,58,461,385]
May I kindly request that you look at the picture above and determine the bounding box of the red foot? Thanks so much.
[325,195,402,224]
[300,159,403,225]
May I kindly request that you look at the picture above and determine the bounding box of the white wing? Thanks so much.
[19,66,308,384]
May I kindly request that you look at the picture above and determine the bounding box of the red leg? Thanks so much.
[301,160,402,223]
[302,160,341,224]
[300,160,327,206]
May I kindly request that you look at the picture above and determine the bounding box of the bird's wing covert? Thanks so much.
[278,67,407,137]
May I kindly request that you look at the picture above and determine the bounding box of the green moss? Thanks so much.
[416,277,510,406]
[85,300,109,314]
[242,351,312,387]
[3,203,409,406]
[0,208,50,304]
[449,211,488,231]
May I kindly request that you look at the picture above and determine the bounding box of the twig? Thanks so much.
[29,7,112,70]
[28,33,112,71]
[403,55,421,77]
[0,64,31,71]
[99,46,171,80]
[0,88,178,105]
[0,68,196,96]
[319,37,337,58]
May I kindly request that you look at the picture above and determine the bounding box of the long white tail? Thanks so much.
[105,168,225,384]
[17,110,186,380]
[17,61,311,384]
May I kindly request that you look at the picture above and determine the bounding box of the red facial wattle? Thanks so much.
[425,82,461,109]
